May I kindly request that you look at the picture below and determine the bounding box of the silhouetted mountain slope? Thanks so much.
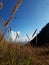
[30,23,49,46]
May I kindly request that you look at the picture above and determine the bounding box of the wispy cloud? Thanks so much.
[10,30,28,43]
[10,30,16,42]
[10,30,21,42]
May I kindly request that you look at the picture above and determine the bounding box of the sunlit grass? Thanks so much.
[0,38,49,65]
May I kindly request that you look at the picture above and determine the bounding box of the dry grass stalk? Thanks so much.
[36,35,38,45]
[16,32,20,38]
[0,28,7,43]
[26,33,30,41]
[15,32,20,42]
[0,0,22,43]
[10,26,12,33]
[5,0,22,27]
[0,2,3,10]
[32,29,37,38]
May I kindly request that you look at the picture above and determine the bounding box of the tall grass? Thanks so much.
[0,37,49,65]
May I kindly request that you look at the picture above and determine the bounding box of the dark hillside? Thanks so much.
[30,23,49,46]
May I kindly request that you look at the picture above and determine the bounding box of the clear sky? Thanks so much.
[0,0,49,41]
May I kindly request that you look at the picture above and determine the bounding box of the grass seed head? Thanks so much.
[0,2,3,10]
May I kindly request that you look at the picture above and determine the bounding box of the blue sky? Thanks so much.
[0,0,49,40]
